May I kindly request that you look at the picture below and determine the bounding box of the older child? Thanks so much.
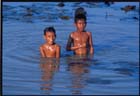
[66,10,94,56]
[40,27,60,58]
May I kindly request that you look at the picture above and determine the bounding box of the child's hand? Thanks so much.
[71,43,86,50]
[78,43,86,48]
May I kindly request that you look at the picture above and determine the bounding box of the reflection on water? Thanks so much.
[66,56,90,95]
[3,2,139,95]
[40,58,59,95]
[112,61,139,76]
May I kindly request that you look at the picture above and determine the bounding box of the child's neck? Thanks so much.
[45,42,55,46]
[77,29,85,33]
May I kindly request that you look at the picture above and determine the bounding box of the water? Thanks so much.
[2,2,139,95]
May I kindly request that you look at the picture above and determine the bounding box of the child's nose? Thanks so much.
[81,24,85,27]
[50,36,54,40]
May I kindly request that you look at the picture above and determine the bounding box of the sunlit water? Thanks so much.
[2,2,139,95]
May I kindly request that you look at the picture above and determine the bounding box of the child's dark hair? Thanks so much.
[74,7,86,17]
[74,14,87,23]
[44,26,56,36]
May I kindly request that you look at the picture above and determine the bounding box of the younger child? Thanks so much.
[40,27,60,58]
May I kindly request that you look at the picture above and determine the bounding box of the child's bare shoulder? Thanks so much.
[55,44,61,48]
[40,44,46,49]
[70,31,76,37]
[40,44,44,48]
[86,31,92,36]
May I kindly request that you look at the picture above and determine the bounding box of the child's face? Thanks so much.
[44,31,56,45]
[75,19,86,32]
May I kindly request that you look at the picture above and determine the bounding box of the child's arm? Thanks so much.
[87,32,94,54]
[66,34,85,51]
[66,34,73,51]
[71,44,86,50]
[66,35,86,51]
[56,45,61,58]
[40,46,46,57]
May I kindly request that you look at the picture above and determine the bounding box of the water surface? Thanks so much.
[2,2,139,95]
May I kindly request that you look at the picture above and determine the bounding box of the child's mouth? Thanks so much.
[48,41,54,44]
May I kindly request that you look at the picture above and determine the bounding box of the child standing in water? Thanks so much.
[66,8,94,56]
[40,27,60,58]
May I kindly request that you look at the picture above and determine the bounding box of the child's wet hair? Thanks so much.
[74,7,86,18]
[44,26,56,36]
[74,14,87,23]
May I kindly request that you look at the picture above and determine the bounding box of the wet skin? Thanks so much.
[40,32,60,58]
[66,19,94,55]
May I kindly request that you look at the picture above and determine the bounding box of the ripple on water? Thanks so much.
[86,77,113,85]
[3,2,139,95]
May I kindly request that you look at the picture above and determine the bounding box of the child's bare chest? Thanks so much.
[73,32,88,42]
[44,45,56,54]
